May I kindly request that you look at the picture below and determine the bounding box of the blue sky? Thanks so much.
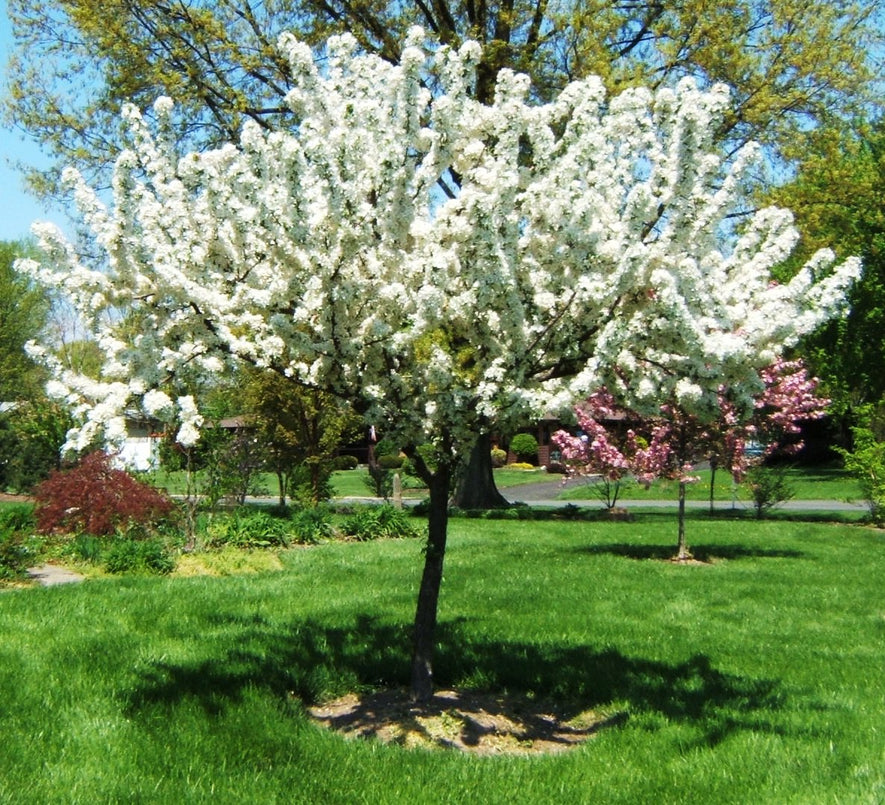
[0,3,57,243]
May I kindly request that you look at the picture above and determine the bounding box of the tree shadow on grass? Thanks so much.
[124,613,785,748]
[576,543,805,561]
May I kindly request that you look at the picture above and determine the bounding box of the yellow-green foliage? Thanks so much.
[175,547,285,577]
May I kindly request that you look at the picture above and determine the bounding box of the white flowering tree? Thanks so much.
[19,30,859,702]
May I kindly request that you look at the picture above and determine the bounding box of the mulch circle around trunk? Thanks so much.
[307,687,627,755]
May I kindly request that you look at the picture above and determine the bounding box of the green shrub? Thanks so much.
[105,538,175,575]
[838,425,885,526]
[490,447,507,468]
[0,504,38,580]
[205,508,293,549]
[291,506,337,543]
[377,454,404,470]
[342,505,420,540]
[744,465,796,519]
[332,454,359,471]
[509,433,538,463]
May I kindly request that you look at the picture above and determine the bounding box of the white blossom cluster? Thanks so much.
[19,28,860,455]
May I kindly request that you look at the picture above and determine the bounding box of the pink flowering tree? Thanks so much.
[19,31,858,701]
[555,401,700,559]
[557,358,829,558]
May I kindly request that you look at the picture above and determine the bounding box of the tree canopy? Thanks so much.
[766,121,885,416]
[5,0,881,199]
[0,240,49,401]
[19,32,859,699]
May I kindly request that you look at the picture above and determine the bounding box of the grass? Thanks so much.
[1,513,884,801]
[330,466,549,498]
[557,465,861,504]
[145,466,551,500]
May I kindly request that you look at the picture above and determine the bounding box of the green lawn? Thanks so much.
[145,466,552,500]
[557,465,860,504]
[1,515,883,801]
[329,466,551,498]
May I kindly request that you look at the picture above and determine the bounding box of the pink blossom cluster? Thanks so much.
[757,359,829,436]
[723,358,827,480]
[552,390,674,487]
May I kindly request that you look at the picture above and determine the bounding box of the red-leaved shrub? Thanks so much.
[33,452,175,536]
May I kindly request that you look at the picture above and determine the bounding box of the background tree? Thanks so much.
[19,35,858,701]
[0,240,68,492]
[242,369,362,507]
[5,0,881,195]
[766,120,885,429]
[0,399,73,492]
[0,240,48,401]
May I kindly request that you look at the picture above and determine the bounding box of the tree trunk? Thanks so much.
[451,432,509,509]
[675,480,692,560]
[276,469,286,508]
[708,456,718,514]
[410,466,451,703]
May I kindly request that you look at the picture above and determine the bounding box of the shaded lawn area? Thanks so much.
[1,516,883,801]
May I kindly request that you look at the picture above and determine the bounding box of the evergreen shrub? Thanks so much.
[509,433,539,463]
[332,454,359,470]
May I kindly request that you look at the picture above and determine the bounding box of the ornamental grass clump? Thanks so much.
[343,505,420,541]
[203,508,293,549]
[33,451,175,536]
[104,537,175,575]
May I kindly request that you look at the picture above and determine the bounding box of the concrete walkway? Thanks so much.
[27,564,86,587]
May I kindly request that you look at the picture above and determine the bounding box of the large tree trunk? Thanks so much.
[410,466,451,703]
[451,432,509,509]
